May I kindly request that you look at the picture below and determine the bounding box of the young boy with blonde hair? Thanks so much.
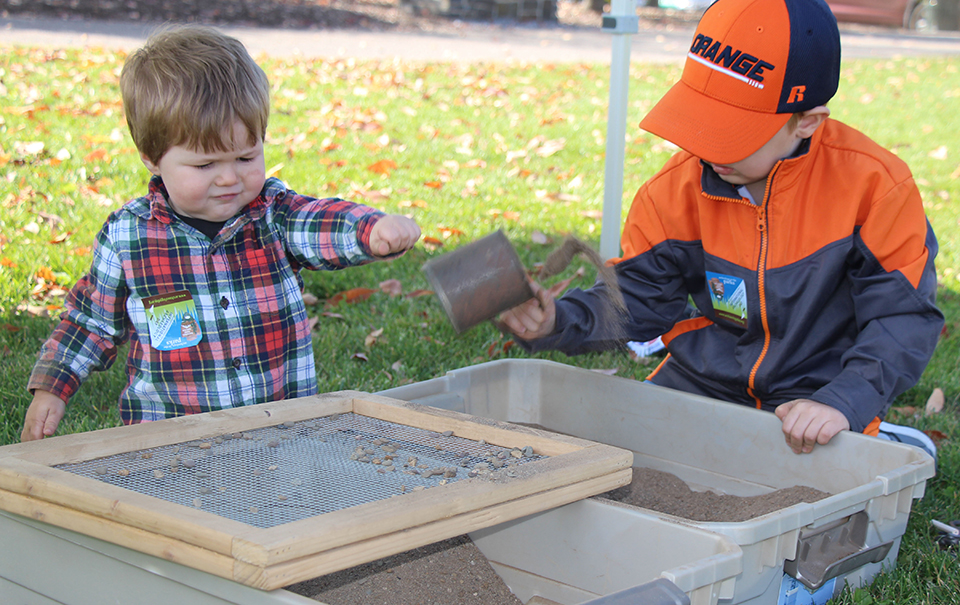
[22,25,421,441]
[500,0,943,456]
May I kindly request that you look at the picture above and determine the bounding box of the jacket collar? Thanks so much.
[699,136,814,200]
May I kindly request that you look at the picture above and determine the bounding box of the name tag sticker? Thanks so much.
[705,271,749,328]
[143,290,203,351]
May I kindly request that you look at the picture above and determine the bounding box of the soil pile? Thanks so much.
[286,534,523,605]
[600,467,831,522]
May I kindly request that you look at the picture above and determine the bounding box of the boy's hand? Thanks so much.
[497,281,557,340]
[369,215,421,258]
[21,390,67,442]
[775,399,850,454]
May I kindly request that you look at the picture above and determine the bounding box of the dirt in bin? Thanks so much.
[599,467,831,523]
[285,534,523,605]
[516,422,831,523]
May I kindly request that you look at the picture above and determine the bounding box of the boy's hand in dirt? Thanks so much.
[21,390,67,442]
[369,215,421,257]
[775,399,850,454]
[498,280,557,340]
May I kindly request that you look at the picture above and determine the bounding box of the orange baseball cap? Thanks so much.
[639,0,840,165]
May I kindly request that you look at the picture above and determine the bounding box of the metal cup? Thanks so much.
[422,230,534,333]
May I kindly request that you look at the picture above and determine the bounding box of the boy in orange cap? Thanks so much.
[500,0,943,456]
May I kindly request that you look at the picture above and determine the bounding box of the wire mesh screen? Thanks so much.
[55,413,546,528]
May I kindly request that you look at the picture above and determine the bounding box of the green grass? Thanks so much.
[1,45,959,601]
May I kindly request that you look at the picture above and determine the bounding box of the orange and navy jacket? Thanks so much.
[526,118,943,433]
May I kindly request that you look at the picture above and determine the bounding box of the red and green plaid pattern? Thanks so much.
[29,177,383,424]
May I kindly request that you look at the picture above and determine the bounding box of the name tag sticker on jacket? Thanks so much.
[143,290,203,351]
[705,271,748,328]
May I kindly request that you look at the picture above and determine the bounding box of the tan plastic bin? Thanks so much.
[380,359,936,605]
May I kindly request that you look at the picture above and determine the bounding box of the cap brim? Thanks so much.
[640,79,792,166]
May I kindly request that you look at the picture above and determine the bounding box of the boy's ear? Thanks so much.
[140,152,161,175]
[795,106,830,138]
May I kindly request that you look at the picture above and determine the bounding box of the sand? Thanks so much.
[285,466,830,604]
[285,534,523,605]
[599,467,831,522]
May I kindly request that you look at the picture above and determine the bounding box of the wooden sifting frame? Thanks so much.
[0,391,632,590]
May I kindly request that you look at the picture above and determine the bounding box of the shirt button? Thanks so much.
[220,297,229,310]
[232,358,242,369]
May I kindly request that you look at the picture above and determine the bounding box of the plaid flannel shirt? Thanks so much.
[28,176,384,424]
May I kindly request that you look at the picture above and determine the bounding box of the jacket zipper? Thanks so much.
[746,164,780,408]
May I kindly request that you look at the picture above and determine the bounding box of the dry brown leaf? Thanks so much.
[379,279,403,297]
[590,368,618,376]
[326,287,376,307]
[302,292,319,306]
[405,289,434,298]
[367,159,397,175]
[365,328,384,347]
[351,352,369,362]
[925,388,945,416]
[398,199,428,209]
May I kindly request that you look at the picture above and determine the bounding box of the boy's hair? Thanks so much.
[639,0,840,165]
[119,25,270,164]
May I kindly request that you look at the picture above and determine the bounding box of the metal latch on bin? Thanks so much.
[784,511,893,591]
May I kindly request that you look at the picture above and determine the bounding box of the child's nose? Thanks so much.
[216,165,239,185]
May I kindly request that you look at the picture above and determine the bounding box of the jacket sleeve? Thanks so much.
[27,222,130,403]
[519,250,693,355]
[810,195,944,433]
[267,179,387,271]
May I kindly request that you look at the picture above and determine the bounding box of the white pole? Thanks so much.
[599,0,637,261]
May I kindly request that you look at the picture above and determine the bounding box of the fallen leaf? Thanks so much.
[308,315,320,331]
[379,279,403,296]
[424,181,444,189]
[545,268,586,297]
[302,292,319,306]
[925,388,945,416]
[391,360,403,371]
[438,226,465,239]
[35,266,56,282]
[15,141,44,156]
[83,148,108,162]
[405,289,434,298]
[924,429,948,445]
[535,138,566,157]
[590,368,619,376]
[888,406,917,418]
[321,311,345,320]
[1,324,22,332]
[351,352,369,362]
[422,236,444,247]
[365,328,384,347]
[929,146,948,160]
[398,199,428,209]
[326,287,376,307]
[531,231,549,245]
[0,258,16,268]
[367,159,397,175]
